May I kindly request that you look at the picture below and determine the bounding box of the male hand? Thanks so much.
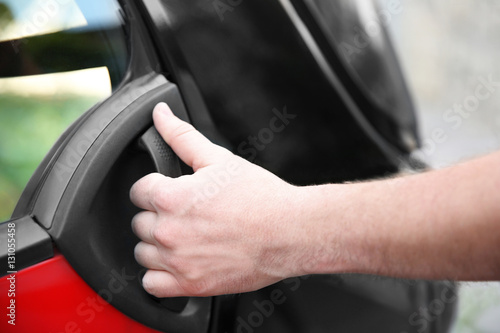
[130,103,308,297]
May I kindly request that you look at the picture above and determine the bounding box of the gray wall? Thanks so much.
[384,0,500,168]
[382,1,500,332]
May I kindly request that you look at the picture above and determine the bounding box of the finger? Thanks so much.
[142,269,184,297]
[130,173,169,211]
[131,211,157,244]
[153,102,230,171]
[134,241,165,270]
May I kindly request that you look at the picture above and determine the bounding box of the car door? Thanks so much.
[1,0,456,332]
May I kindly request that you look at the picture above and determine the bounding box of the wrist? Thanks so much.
[292,183,365,277]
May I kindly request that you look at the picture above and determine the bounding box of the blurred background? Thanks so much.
[385,0,500,332]
[0,0,499,332]
[0,0,126,222]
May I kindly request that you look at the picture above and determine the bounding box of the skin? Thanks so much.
[130,102,500,298]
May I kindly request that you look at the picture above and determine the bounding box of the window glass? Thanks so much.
[0,0,128,222]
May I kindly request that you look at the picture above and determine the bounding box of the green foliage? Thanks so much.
[0,94,100,222]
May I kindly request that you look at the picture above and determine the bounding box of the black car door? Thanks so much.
[1,0,456,332]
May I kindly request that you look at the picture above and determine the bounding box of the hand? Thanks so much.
[130,103,308,297]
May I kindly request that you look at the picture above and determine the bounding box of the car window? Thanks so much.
[0,0,128,222]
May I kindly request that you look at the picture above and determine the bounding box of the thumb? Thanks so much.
[153,102,229,171]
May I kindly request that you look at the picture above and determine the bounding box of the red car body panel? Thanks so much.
[0,254,159,333]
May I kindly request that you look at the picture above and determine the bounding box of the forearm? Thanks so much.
[300,152,500,281]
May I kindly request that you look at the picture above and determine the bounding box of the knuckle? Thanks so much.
[170,122,196,145]
[183,279,209,296]
[151,225,170,246]
[152,223,183,249]
[152,181,193,214]
[151,181,174,212]
[180,268,211,295]
[165,256,184,272]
